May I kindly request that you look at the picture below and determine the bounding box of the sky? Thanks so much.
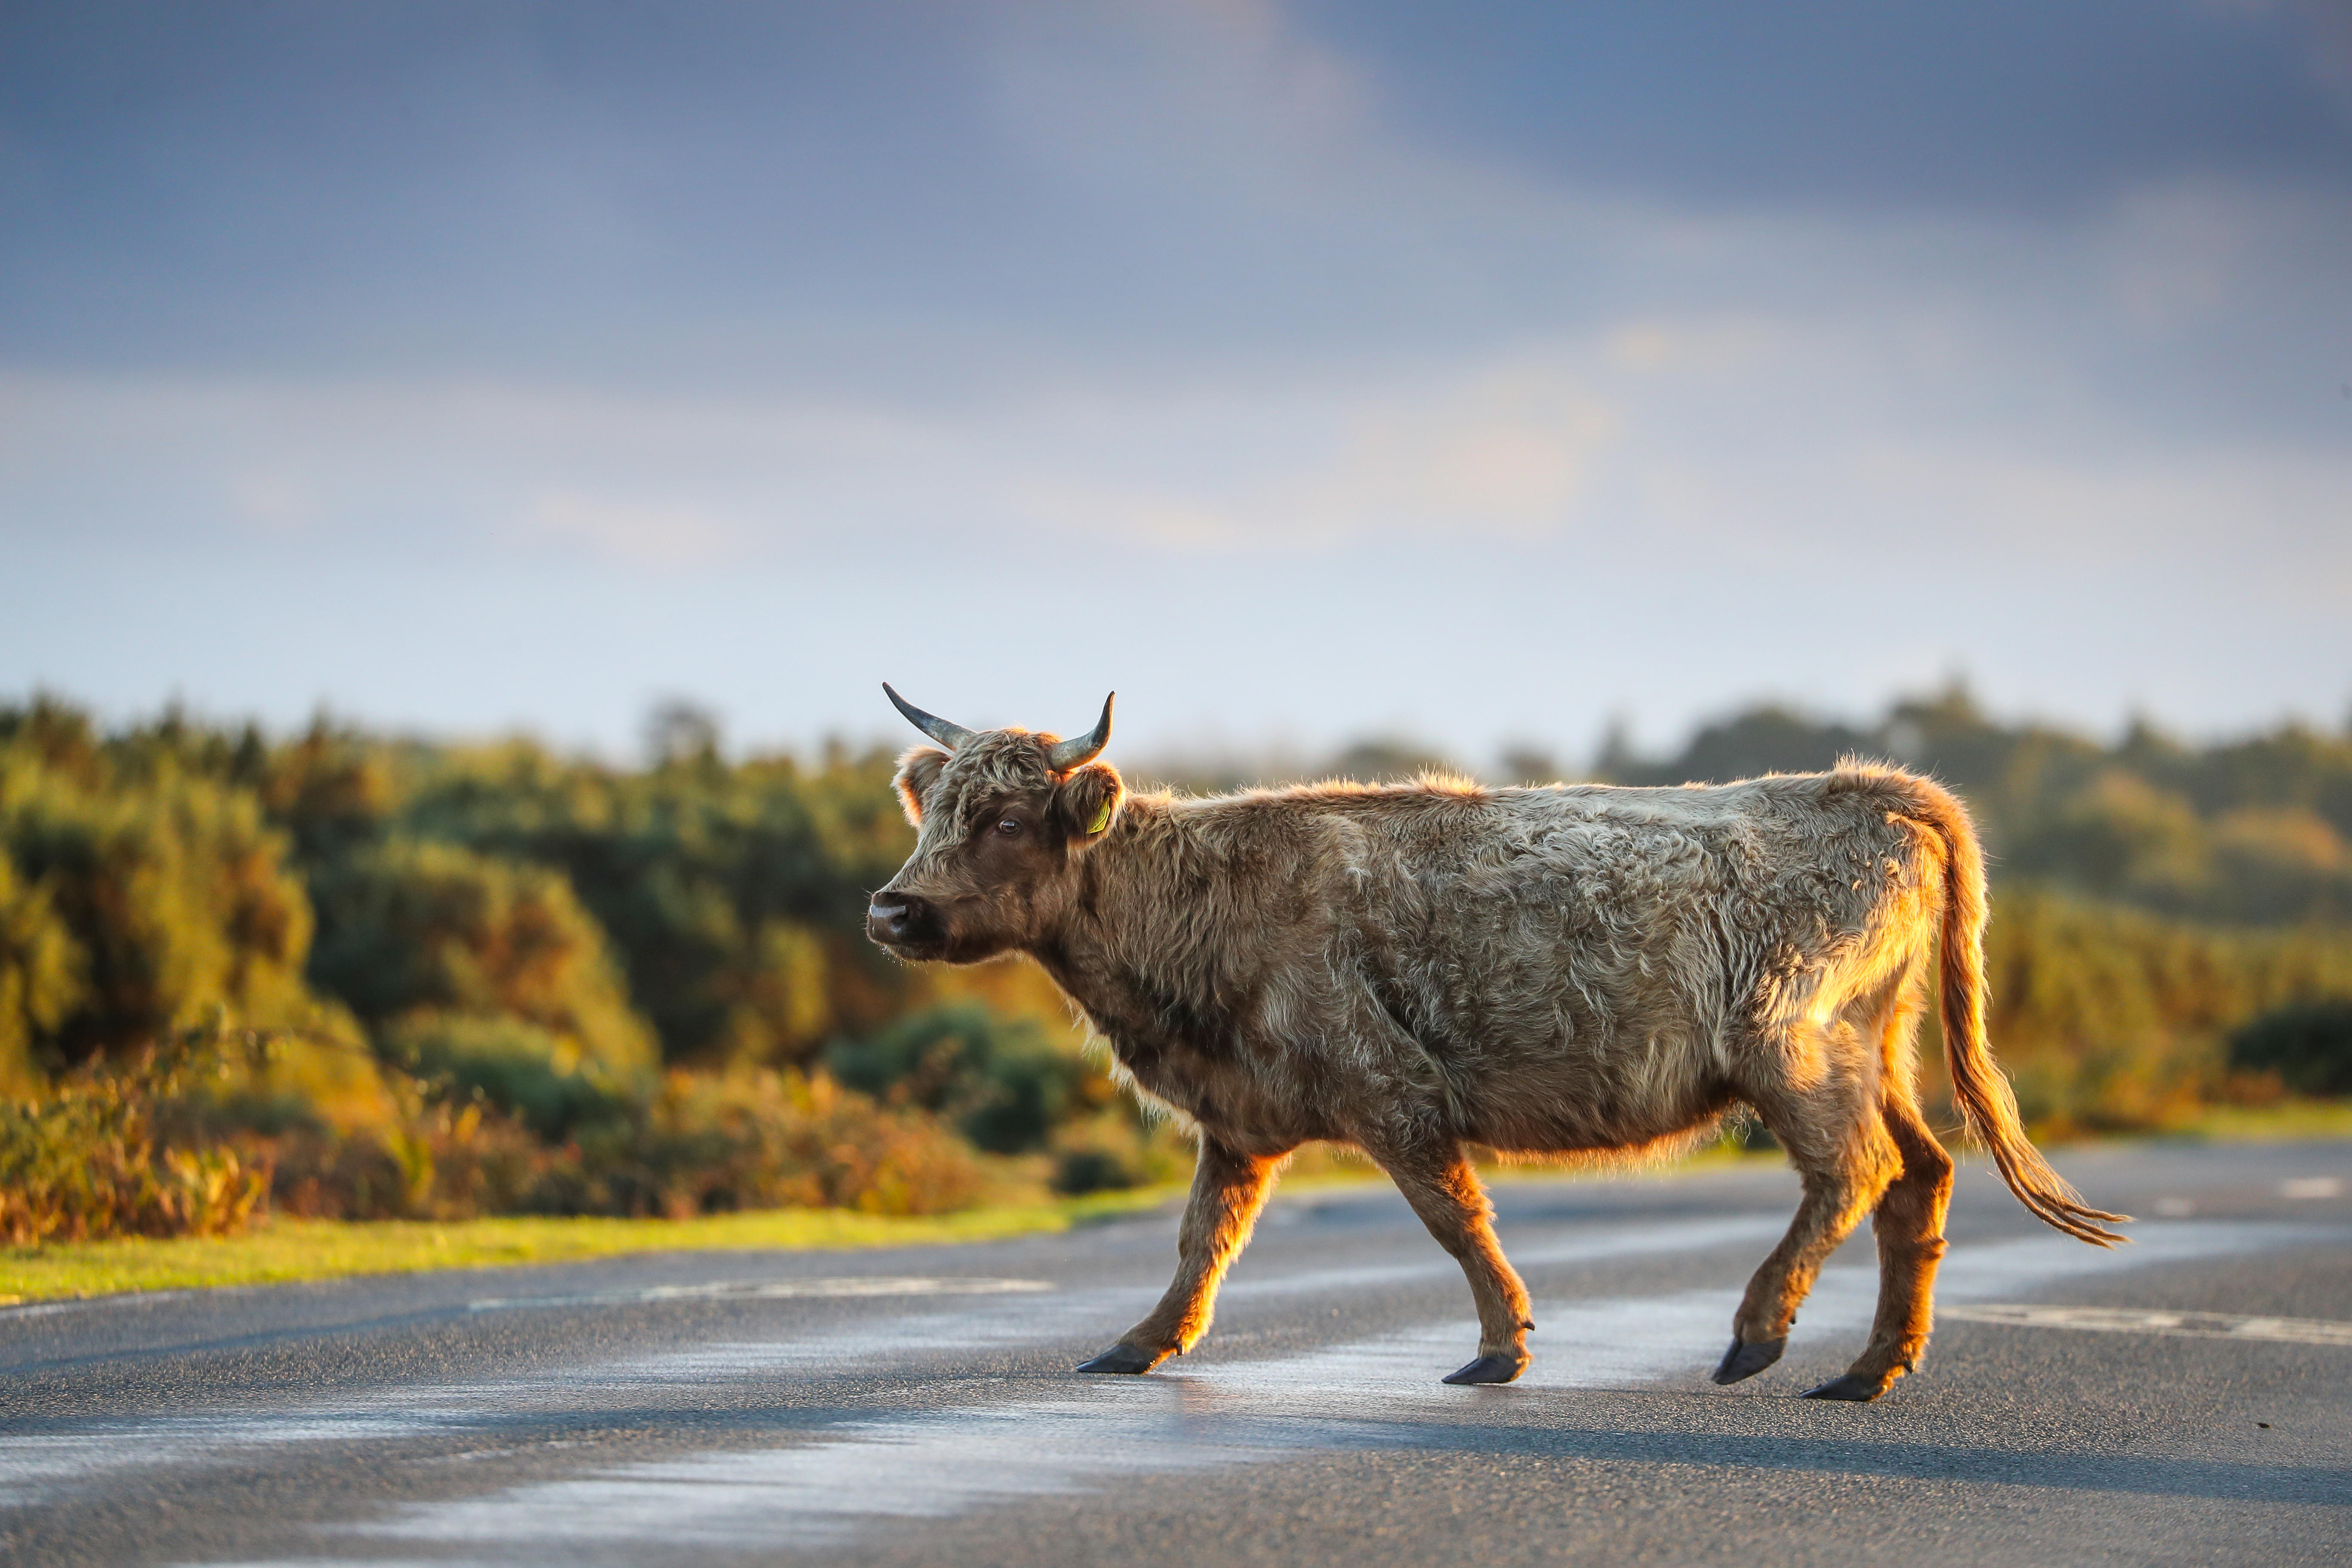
[3,0,2349,766]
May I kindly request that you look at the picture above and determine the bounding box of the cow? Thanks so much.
[864,686,2125,1401]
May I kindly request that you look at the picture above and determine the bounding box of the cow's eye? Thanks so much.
[995,816,1023,837]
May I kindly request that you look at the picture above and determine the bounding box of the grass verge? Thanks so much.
[9,1104,2346,1309]
[2136,1099,2352,1142]
[0,1187,1183,1307]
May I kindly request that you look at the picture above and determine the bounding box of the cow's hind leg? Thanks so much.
[1077,1135,1284,1374]
[1810,1092,1954,1400]
[1713,1071,1903,1395]
[1364,1135,1534,1384]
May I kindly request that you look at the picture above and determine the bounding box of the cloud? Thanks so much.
[524,491,742,568]
[225,471,319,532]
[1835,441,2352,604]
[1296,0,2352,217]
[1015,361,1620,551]
[1605,319,1773,377]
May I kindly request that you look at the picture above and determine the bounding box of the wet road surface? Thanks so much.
[2,1139,2347,1566]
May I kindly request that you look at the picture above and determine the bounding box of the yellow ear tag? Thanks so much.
[1085,797,1113,836]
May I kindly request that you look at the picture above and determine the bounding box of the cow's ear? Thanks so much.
[1055,762,1124,847]
[894,747,949,827]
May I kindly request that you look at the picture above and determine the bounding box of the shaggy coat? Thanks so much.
[866,708,2124,1401]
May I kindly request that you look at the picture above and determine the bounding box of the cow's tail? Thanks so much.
[1916,778,2129,1246]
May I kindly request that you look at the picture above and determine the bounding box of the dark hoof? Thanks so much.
[1712,1336,1786,1385]
[1075,1342,1163,1375]
[1800,1372,1889,1402]
[1441,1352,1527,1386]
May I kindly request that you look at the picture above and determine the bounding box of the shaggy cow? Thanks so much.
[865,686,2125,1401]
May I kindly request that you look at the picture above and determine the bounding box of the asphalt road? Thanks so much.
[3,1139,2348,1568]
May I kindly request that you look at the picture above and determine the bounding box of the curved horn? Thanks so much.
[1047,692,1115,771]
[883,683,976,750]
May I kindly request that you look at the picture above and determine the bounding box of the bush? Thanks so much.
[263,1098,549,1221]
[0,849,83,1092]
[1914,886,2352,1137]
[0,734,316,1063]
[1047,1110,1194,1195]
[827,1004,1110,1155]
[0,1040,270,1244]
[260,1057,979,1222]
[306,838,654,1075]
[396,745,913,1067]
[2229,998,2352,1097]
[383,1012,631,1142]
[0,1016,977,1229]
[531,1069,982,1218]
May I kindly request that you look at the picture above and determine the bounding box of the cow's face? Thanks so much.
[867,693,1122,964]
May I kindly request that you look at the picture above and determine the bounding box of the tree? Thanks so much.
[306,838,654,1075]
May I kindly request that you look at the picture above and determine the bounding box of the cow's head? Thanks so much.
[866,684,1124,963]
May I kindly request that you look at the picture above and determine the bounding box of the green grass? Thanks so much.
[0,1187,1183,1306]
[2134,1098,2352,1142]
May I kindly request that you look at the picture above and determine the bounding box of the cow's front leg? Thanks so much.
[1076,1136,1285,1375]
[1366,1136,1534,1385]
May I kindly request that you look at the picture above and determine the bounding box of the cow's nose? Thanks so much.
[866,894,926,945]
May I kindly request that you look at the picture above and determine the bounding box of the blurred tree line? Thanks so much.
[0,695,1182,1240]
[1581,684,2352,927]
[3,686,2349,1243]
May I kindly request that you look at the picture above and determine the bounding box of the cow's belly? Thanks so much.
[1115,1033,1352,1155]
[1445,1047,1737,1154]
[1409,958,1737,1153]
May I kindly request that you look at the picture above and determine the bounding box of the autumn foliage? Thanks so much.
[3,688,2347,1243]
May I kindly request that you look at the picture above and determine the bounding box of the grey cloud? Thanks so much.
[1292,0,2352,216]
[9,0,2343,392]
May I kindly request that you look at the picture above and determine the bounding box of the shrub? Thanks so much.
[2228,998,2352,1098]
[306,838,654,1075]
[0,849,83,1092]
[827,1004,1111,1155]
[0,739,316,1062]
[382,1011,631,1142]
[0,1041,270,1244]
[1047,1110,1194,1195]
[532,1068,981,1218]
[263,1098,548,1221]
[257,1053,977,1222]
[1916,888,2352,1136]
[397,745,913,1067]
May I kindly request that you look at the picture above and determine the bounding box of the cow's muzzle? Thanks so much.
[866,891,943,953]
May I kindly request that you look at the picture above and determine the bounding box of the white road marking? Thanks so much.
[465,1276,1052,1312]
[1942,1303,2352,1347]
[2280,1177,2344,1200]
[0,1291,191,1320]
